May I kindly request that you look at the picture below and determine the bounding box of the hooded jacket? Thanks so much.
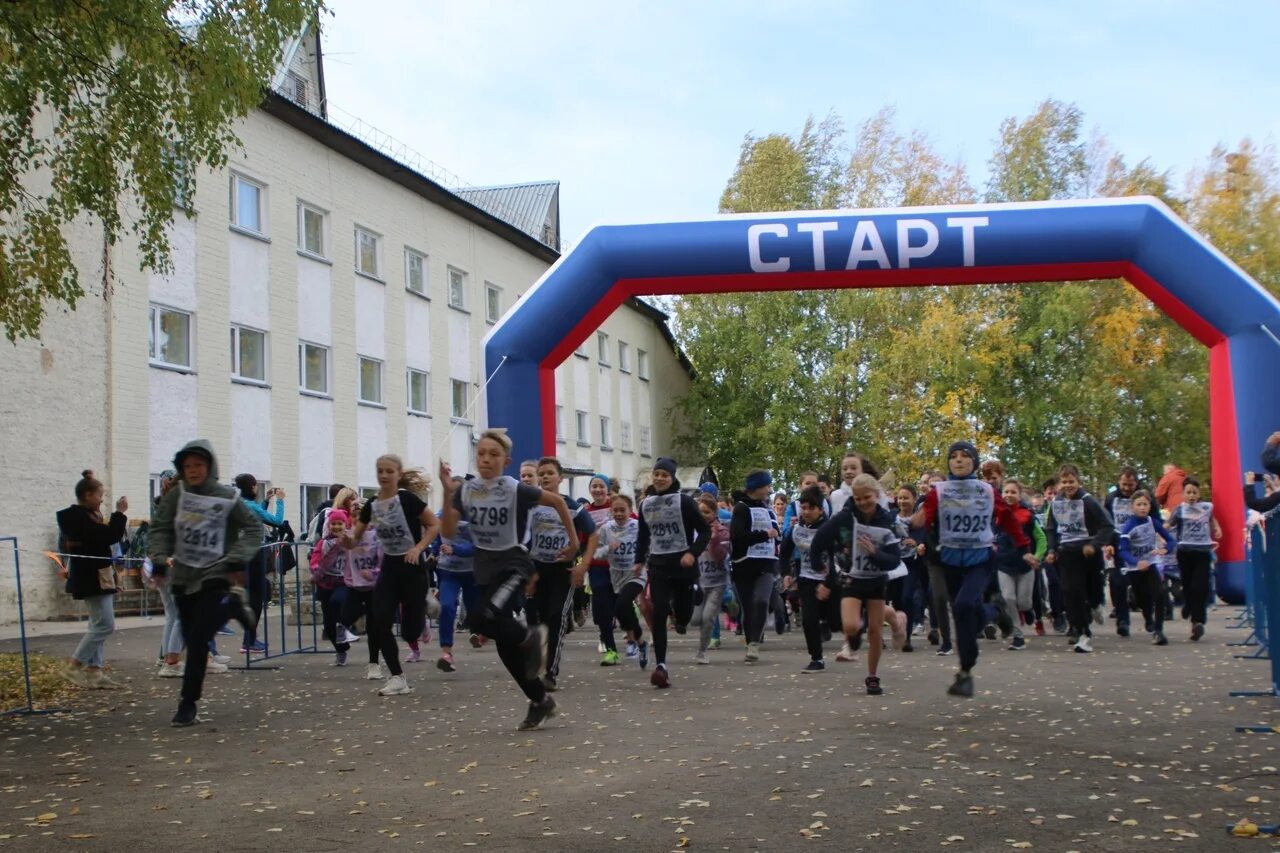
[149,439,265,591]
[56,503,127,599]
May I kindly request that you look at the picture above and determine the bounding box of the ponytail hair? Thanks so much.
[377,454,432,498]
[75,469,102,502]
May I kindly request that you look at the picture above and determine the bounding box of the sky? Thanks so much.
[318,1,1280,247]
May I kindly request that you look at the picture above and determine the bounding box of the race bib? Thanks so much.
[371,495,416,556]
[343,534,382,588]
[746,506,778,559]
[936,480,995,550]
[644,494,687,556]
[462,476,521,551]
[1111,496,1135,528]
[1122,520,1157,570]
[790,525,824,581]
[848,519,900,579]
[174,488,236,569]
[1179,502,1213,546]
[528,505,571,562]
[1051,498,1089,544]
[606,520,639,573]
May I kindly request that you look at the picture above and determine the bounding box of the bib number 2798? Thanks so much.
[469,506,510,527]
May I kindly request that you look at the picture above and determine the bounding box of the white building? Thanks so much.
[0,21,691,622]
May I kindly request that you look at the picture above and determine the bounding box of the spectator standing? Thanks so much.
[1155,462,1187,513]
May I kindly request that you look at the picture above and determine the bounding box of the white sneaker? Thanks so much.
[339,628,361,644]
[206,660,229,674]
[378,674,411,696]
[211,654,231,665]
[156,663,184,678]
[365,662,384,680]
[597,641,607,654]
[835,643,856,662]
[1074,635,1093,654]
[745,642,760,662]
[694,651,709,665]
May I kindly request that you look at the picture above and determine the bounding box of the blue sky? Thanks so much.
[319,1,1279,245]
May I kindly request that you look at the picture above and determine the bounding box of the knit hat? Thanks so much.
[653,457,678,477]
[947,441,980,470]
[744,470,773,491]
[327,509,351,527]
[698,482,719,498]
[589,473,611,491]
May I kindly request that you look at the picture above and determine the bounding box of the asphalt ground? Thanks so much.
[2,606,1279,852]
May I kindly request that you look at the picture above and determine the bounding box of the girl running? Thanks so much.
[729,470,781,663]
[1167,477,1222,641]
[811,474,902,694]
[585,475,618,665]
[433,477,478,672]
[1043,464,1114,654]
[597,494,647,667]
[1117,489,1178,645]
[693,495,731,665]
[634,457,711,688]
[343,455,438,696]
[309,509,353,665]
[439,430,580,730]
[994,480,1046,650]
[336,495,385,681]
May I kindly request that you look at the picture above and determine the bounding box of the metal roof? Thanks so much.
[455,182,560,251]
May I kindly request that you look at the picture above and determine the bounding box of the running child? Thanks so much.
[634,457,711,688]
[337,499,385,680]
[343,455,439,696]
[811,474,902,694]
[1167,476,1222,641]
[439,430,580,730]
[1043,464,1114,654]
[729,470,781,663]
[309,509,353,665]
[994,480,1045,650]
[1116,489,1178,645]
[584,474,620,665]
[433,478,479,672]
[780,485,834,673]
[597,494,647,666]
[693,495,730,665]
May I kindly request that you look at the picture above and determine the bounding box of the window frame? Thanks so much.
[447,266,468,310]
[354,226,383,280]
[229,172,266,236]
[298,340,330,397]
[405,247,428,297]
[229,324,268,385]
[620,421,633,453]
[450,379,471,422]
[148,303,194,371]
[639,425,652,457]
[299,483,327,534]
[618,340,631,373]
[573,341,589,359]
[297,201,328,260]
[575,409,589,446]
[407,368,430,416]
[599,415,612,450]
[484,282,502,324]
[597,331,610,365]
[357,355,384,406]
[637,348,650,381]
[555,404,565,442]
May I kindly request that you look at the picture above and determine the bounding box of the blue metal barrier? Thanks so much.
[1232,520,1279,699]
[231,541,322,671]
[1,537,64,716]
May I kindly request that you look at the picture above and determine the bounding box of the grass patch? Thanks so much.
[0,652,83,712]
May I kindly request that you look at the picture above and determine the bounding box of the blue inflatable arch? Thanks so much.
[483,197,1280,581]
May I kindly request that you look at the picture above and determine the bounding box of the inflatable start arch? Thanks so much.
[482,197,1280,595]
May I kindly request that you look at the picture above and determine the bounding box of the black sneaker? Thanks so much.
[1067,632,1079,645]
[673,623,687,635]
[983,624,997,640]
[865,675,883,695]
[947,671,974,698]
[1191,623,1205,641]
[1117,624,1130,638]
[1144,619,1155,634]
[637,641,649,670]
[1153,631,1169,646]
[171,700,199,727]
[517,697,557,731]
[901,640,914,653]
[1009,636,1026,650]
[927,629,940,646]
[801,660,825,674]
[519,628,545,682]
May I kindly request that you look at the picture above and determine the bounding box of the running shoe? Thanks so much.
[157,662,184,678]
[1034,620,1046,637]
[1009,636,1026,651]
[518,697,557,730]
[597,641,607,654]
[983,624,997,640]
[171,700,200,727]
[927,629,940,646]
[849,632,863,652]
[1191,622,1205,641]
[59,662,93,688]
[574,609,587,628]
[1052,615,1068,634]
[708,638,721,650]
[1074,635,1093,653]
[601,650,620,666]
[693,651,709,665]
[625,642,638,658]
[211,654,231,665]
[469,633,488,649]
[225,586,258,633]
[835,643,856,662]
[365,662,384,680]
[902,640,914,653]
[1116,624,1130,638]
[673,623,687,635]
[947,671,974,698]
[745,643,760,662]
[406,648,422,664]
[340,627,361,644]
[650,664,670,689]
[865,675,883,696]
[240,641,267,654]
[86,668,125,689]
[1153,631,1169,646]
[334,651,348,667]
[205,660,229,675]
[437,652,456,672]
[637,641,649,670]
[378,674,412,696]
[216,625,236,636]
[936,642,954,656]
[801,660,825,674]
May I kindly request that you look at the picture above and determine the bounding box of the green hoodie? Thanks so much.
[149,439,264,591]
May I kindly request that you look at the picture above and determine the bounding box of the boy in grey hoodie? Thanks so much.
[150,439,263,726]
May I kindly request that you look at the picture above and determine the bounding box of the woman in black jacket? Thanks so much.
[56,470,128,689]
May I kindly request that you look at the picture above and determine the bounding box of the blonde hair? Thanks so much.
[332,486,358,512]
[479,428,514,455]
[377,453,431,497]
[850,473,881,494]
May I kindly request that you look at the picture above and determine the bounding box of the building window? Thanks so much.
[298,203,326,258]
[300,483,327,534]
[575,410,588,444]
[149,304,192,369]
[405,249,427,296]
[484,283,502,324]
[355,227,381,278]
[574,340,589,359]
[358,356,383,404]
[299,341,329,395]
[555,405,565,441]
[637,348,650,380]
[230,173,264,234]
[360,487,379,502]
[618,341,630,373]
[620,421,633,452]
[639,425,652,457]
[230,325,267,383]
[448,267,467,309]
[287,71,308,109]
[597,331,610,365]
[450,379,470,420]
[600,416,611,449]
[407,369,430,415]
